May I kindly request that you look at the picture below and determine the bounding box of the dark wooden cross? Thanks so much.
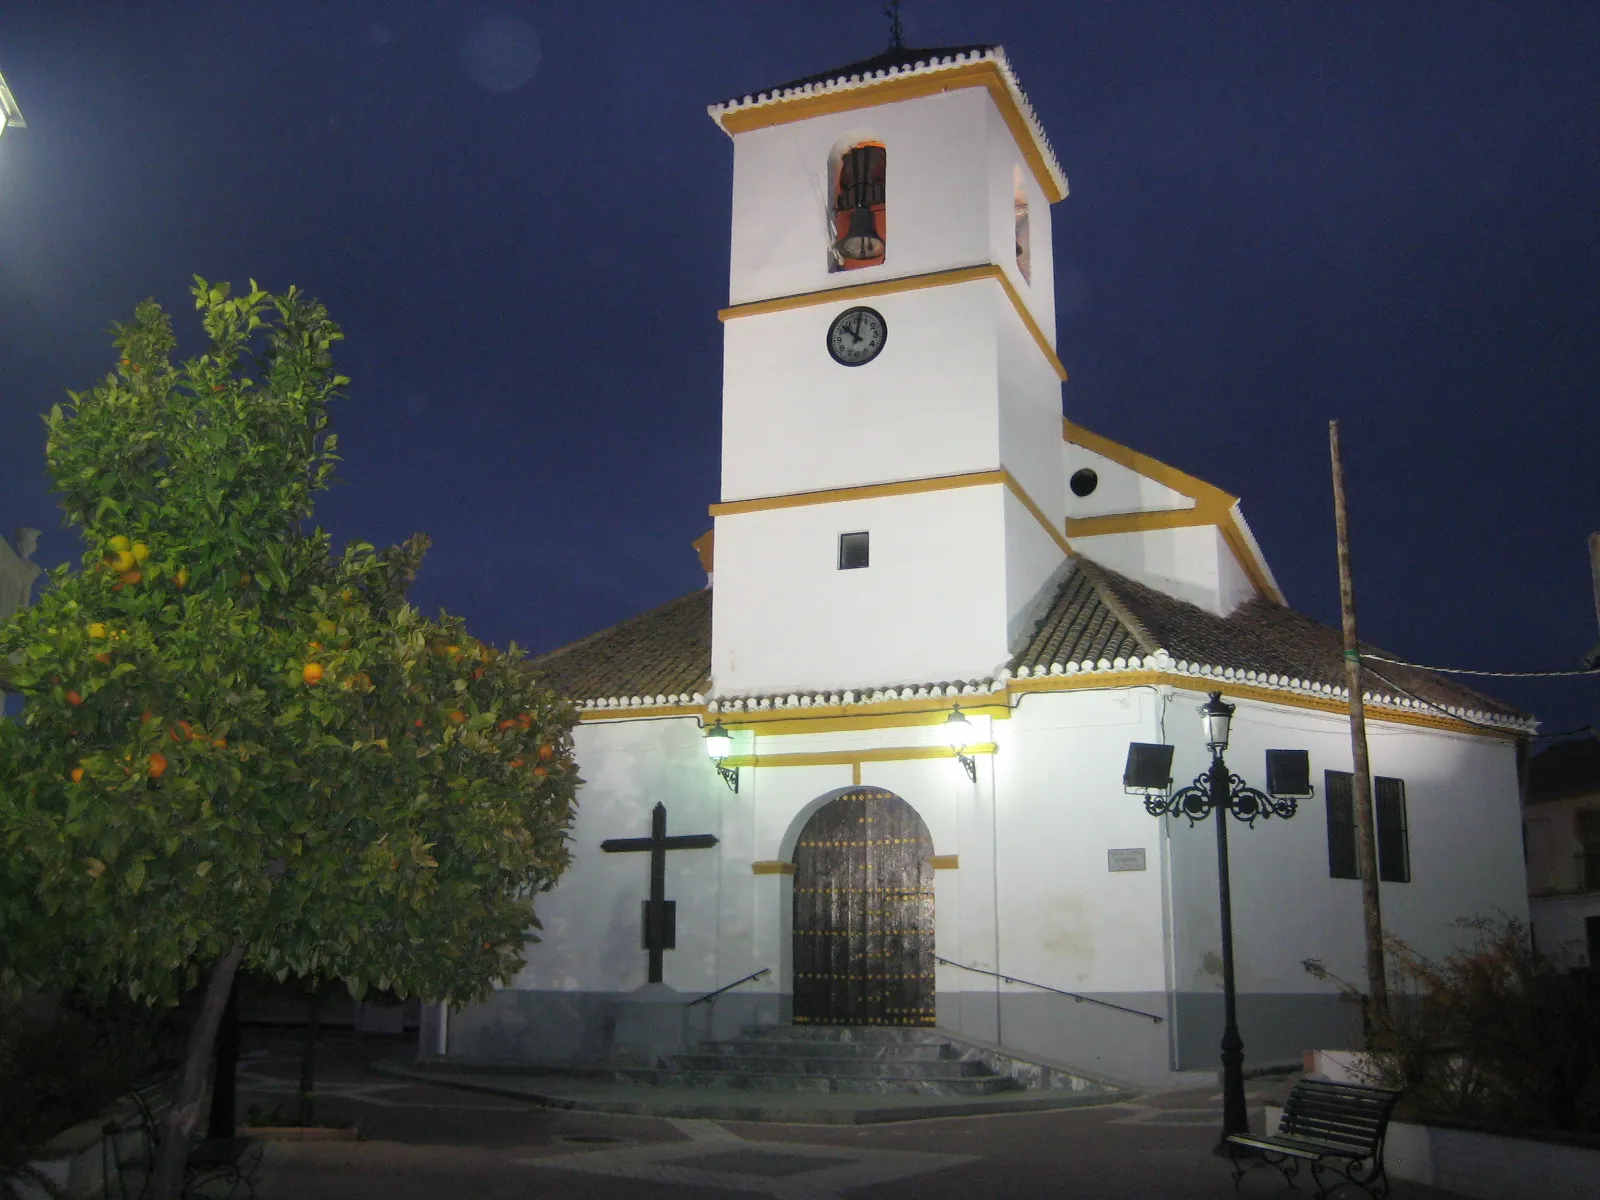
[600,802,718,983]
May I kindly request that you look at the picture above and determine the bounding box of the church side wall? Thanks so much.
[1068,524,1232,616]
[985,100,1056,334]
[439,715,757,1064]
[1061,441,1197,519]
[1164,696,1527,1071]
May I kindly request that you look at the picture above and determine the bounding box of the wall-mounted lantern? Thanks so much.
[703,718,739,794]
[943,705,977,782]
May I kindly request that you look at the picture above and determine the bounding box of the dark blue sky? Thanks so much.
[2,2,1597,733]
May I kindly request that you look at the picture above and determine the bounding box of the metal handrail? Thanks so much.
[685,967,770,1007]
[935,956,1164,1024]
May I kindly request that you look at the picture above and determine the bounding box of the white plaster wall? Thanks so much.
[1072,525,1235,615]
[512,716,742,995]
[711,484,1014,695]
[1003,488,1069,651]
[720,283,1005,502]
[727,87,1055,328]
[991,688,1170,995]
[1062,442,1195,520]
[1529,894,1600,965]
[985,101,1056,335]
[1523,794,1597,894]
[1163,696,1528,1005]
[995,290,1067,527]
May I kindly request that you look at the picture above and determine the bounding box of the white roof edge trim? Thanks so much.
[570,672,1534,733]
[1228,503,1286,605]
[706,46,1068,200]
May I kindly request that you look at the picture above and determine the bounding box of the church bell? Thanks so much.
[836,204,885,261]
[833,143,886,262]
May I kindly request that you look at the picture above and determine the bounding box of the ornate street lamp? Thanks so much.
[703,718,739,794]
[1124,691,1311,1148]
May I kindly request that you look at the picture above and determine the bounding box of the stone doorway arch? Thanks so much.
[791,787,934,1026]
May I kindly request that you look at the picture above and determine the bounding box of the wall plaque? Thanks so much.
[1108,848,1147,873]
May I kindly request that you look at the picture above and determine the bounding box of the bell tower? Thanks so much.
[706,47,1071,696]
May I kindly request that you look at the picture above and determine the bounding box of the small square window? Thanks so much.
[838,531,869,570]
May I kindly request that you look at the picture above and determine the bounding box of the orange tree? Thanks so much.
[0,280,578,1200]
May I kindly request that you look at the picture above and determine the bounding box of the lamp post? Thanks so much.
[1124,692,1310,1148]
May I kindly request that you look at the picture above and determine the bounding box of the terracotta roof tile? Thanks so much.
[1012,559,1527,723]
[526,589,710,704]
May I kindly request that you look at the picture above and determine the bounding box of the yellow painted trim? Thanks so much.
[1062,418,1236,510]
[718,263,1067,382]
[716,61,1066,204]
[717,698,1009,736]
[852,761,863,785]
[1065,506,1216,538]
[752,860,797,875]
[578,703,700,722]
[929,854,960,870]
[711,467,1004,516]
[723,743,998,770]
[711,466,1071,559]
[1008,670,1517,740]
[692,528,714,574]
[1062,419,1285,604]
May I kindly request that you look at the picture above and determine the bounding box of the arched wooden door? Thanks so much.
[792,788,934,1026]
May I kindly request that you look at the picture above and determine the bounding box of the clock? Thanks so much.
[826,306,887,366]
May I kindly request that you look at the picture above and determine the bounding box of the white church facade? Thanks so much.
[425,46,1532,1087]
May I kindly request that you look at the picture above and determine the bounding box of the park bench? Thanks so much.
[106,1081,262,1200]
[1225,1076,1403,1199]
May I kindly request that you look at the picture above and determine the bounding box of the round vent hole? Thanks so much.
[1070,468,1099,497]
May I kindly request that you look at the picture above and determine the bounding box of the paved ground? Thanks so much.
[238,1028,1467,1199]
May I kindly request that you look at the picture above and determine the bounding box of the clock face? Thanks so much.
[827,306,887,366]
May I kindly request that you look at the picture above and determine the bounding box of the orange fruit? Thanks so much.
[532,765,548,777]
[173,567,189,590]
[448,709,466,725]
[66,690,84,707]
[112,549,136,572]
[108,536,131,553]
[70,767,84,783]
[119,569,141,586]
[508,758,525,768]
[238,571,252,586]
[140,709,154,725]
[88,623,108,639]
[95,652,111,664]
[302,662,324,686]
[130,542,150,563]
[537,743,555,761]
[498,719,515,731]
[147,752,168,779]
[213,738,227,748]
[413,717,424,728]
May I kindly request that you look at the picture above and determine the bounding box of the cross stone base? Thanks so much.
[608,982,686,1065]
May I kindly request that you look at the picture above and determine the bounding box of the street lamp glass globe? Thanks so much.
[704,719,732,761]
[1201,691,1234,755]
[943,705,972,750]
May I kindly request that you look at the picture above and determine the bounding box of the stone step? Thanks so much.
[667,1054,988,1079]
[697,1038,954,1062]
[738,1024,943,1044]
[612,1068,1022,1096]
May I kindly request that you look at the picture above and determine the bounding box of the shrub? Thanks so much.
[1306,917,1600,1132]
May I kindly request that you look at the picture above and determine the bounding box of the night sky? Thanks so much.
[2,2,1597,734]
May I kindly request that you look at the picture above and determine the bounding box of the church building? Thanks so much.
[425,46,1532,1087]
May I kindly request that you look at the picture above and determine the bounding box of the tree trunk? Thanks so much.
[150,942,246,1200]
[206,974,240,1139]
[296,989,321,1126]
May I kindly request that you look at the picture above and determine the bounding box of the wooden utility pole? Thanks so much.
[1588,533,1600,640]
[1329,421,1387,1027]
